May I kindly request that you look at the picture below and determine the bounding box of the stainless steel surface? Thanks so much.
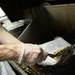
[0,61,16,75]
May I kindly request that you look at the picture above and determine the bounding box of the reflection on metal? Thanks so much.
[18,17,32,39]
[0,7,8,22]
[0,61,16,75]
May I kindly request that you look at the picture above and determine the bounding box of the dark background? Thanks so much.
[0,0,75,22]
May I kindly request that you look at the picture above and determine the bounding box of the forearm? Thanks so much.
[0,42,48,65]
[0,26,47,65]
[0,25,21,44]
[0,45,20,61]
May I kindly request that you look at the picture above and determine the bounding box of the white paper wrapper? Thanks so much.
[39,37,71,66]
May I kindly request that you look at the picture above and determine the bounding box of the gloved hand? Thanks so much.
[18,43,48,65]
[0,37,48,65]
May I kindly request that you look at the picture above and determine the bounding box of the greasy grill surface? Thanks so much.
[9,61,75,75]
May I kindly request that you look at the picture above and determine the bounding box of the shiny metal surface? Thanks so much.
[0,61,16,75]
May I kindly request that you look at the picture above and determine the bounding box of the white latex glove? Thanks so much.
[0,39,48,65]
[18,43,48,65]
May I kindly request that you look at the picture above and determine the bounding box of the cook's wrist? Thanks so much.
[17,43,25,63]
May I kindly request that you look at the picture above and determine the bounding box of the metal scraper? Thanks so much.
[39,37,71,66]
